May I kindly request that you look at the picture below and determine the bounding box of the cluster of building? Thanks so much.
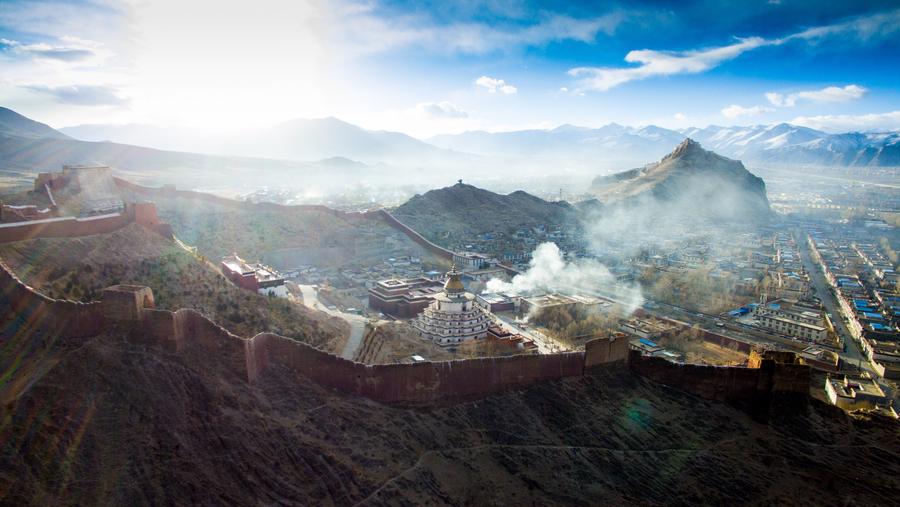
[626,228,812,302]
[368,266,627,353]
[752,299,830,344]
[825,373,896,418]
[808,230,900,379]
[449,224,582,271]
[389,266,538,353]
[221,254,288,297]
[617,316,685,362]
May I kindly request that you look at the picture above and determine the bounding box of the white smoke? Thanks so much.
[486,242,643,313]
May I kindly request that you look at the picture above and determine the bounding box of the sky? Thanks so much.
[1,0,899,138]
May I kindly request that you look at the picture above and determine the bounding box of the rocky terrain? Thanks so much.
[590,139,772,223]
[392,182,580,246]
[1,304,898,505]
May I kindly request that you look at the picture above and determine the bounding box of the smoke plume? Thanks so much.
[486,242,643,313]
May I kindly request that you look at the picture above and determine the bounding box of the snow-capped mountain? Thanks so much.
[431,122,900,167]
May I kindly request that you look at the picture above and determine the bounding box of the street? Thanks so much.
[294,283,369,360]
[798,234,874,372]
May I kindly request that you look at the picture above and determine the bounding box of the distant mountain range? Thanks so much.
[429,122,900,167]
[60,117,470,168]
[0,107,439,193]
[1,104,897,197]
[60,110,900,168]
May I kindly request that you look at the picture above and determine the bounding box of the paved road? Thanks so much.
[797,233,899,406]
[296,284,368,360]
[797,234,874,373]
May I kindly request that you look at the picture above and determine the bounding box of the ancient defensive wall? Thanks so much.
[0,201,172,244]
[114,179,459,260]
[1,259,810,406]
[114,177,371,221]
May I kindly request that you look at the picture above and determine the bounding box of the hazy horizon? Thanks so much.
[1,1,899,139]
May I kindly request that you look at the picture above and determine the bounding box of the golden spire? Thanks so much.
[443,264,465,294]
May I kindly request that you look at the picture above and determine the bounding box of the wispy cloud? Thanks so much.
[0,36,110,65]
[476,76,517,94]
[414,101,468,119]
[790,110,900,132]
[569,8,900,92]
[765,84,867,107]
[569,37,766,92]
[787,8,900,42]
[23,84,128,106]
[336,5,626,56]
[721,104,774,118]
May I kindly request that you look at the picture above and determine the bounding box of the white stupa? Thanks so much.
[412,266,492,346]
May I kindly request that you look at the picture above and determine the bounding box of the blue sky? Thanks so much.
[1,0,899,136]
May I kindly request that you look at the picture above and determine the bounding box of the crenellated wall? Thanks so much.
[113,179,459,260]
[628,349,809,404]
[0,258,106,339]
[114,178,368,221]
[0,202,172,244]
[1,258,810,406]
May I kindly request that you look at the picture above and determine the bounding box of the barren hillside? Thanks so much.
[0,224,349,353]
[0,298,897,505]
[392,182,579,246]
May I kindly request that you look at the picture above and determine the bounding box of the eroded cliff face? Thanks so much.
[1,297,898,505]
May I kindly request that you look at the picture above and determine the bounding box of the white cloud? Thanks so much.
[765,84,867,107]
[414,101,468,119]
[476,76,517,94]
[0,36,111,66]
[673,112,686,120]
[568,8,900,92]
[569,37,768,92]
[22,84,128,106]
[721,104,774,118]
[786,8,900,42]
[790,110,900,133]
[336,8,627,56]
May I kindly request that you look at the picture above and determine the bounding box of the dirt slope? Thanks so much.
[1,306,897,505]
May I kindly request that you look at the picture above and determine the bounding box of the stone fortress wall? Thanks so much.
[114,178,460,261]
[1,258,809,406]
[0,201,172,244]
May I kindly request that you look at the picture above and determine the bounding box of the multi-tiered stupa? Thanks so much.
[412,266,492,346]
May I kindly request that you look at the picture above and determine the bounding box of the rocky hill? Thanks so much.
[392,182,579,246]
[1,303,898,504]
[590,139,772,223]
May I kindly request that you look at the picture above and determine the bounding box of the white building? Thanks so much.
[412,267,492,346]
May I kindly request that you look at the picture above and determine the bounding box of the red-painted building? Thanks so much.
[222,254,262,291]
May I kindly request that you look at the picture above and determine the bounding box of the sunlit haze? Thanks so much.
[2,1,900,137]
